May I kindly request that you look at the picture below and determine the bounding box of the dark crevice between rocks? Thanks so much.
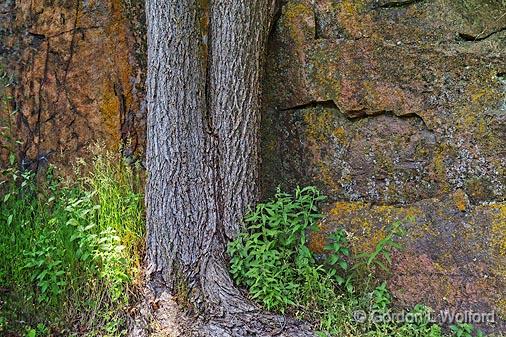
[458,26,506,42]
[281,100,433,131]
[373,0,425,9]
[32,36,51,174]
[347,110,433,132]
[28,32,46,48]
[314,9,320,40]
[62,0,80,86]
[312,3,322,40]
[267,1,284,45]
[26,27,102,45]
[279,99,338,112]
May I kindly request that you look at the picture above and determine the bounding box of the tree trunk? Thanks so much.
[145,1,314,336]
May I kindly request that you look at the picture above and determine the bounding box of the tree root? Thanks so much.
[128,275,315,337]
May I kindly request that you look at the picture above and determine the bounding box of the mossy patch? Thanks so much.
[335,0,372,39]
[489,203,506,317]
[280,2,314,51]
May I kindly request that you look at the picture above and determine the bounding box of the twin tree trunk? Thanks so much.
[145,1,313,336]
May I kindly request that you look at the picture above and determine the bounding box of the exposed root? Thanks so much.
[129,289,315,337]
[198,312,315,337]
[129,263,315,337]
[128,284,192,337]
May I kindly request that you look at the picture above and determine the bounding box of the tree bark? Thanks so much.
[145,1,314,336]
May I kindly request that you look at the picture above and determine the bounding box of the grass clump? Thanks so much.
[0,149,144,336]
[228,186,489,337]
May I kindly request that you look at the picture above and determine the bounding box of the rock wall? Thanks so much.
[0,0,146,174]
[261,0,506,332]
[1,0,505,333]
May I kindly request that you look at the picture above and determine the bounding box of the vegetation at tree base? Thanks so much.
[0,145,495,337]
[0,152,494,336]
[0,150,144,336]
[228,187,489,337]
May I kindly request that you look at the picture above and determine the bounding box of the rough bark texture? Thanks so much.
[207,1,280,240]
[145,1,313,336]
[145,0,212,296]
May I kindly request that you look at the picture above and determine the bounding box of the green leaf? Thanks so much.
[338,260,348,270]
[327,255,339,265]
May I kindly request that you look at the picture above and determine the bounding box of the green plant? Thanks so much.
[0,315,6,332]
[450,323,485,337]
[23,233,66,304]
[25,328,36,337]
[355,220,406,274]
[393,304,442,337]
[228,186,326,311]
[371,281,391,314]
[228,187,453,337]
[0,148,144,336]
[24,323,48,337]
[324,229,353,291]
[94,227,131,301]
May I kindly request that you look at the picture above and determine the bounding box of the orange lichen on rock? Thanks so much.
[486,203,505,319]
[308,226,328,254]
[99,0,136,149]
[335,0,372,39]
[325,201,421,255]
[280,1,314,63]
[99,83,122,149]
[452,189,470,212]
[490,203,506,263]
[3,0,146,172]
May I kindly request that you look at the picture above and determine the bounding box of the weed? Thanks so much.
[450,323,485,337]
[0,148,144,336]
[371,281,391,313]
[355,219,406,274]
[23,233,67,304]
[228,187,483,337]
[228,186,326,311]
[324,229,353,291]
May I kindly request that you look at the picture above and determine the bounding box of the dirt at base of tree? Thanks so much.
[128,283,193,337]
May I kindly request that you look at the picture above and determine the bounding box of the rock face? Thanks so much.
[262,0,505,205]
[0,0,146,173]
[261,0,506,332]
[1,0,505,333]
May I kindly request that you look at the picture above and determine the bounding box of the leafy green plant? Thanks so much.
[0,315,6,332]
[23,234,66,304]
[324,229,352,291]
[228,187,457,337]
[228,186,326,311]
[450,323,485,337]
[25,328,36,337]
[0,148,144,336]
[24,323,49,337]
[94,227,131,301]
[355,220,406,274]
[403,305,443,337]
[371,281,391,314]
